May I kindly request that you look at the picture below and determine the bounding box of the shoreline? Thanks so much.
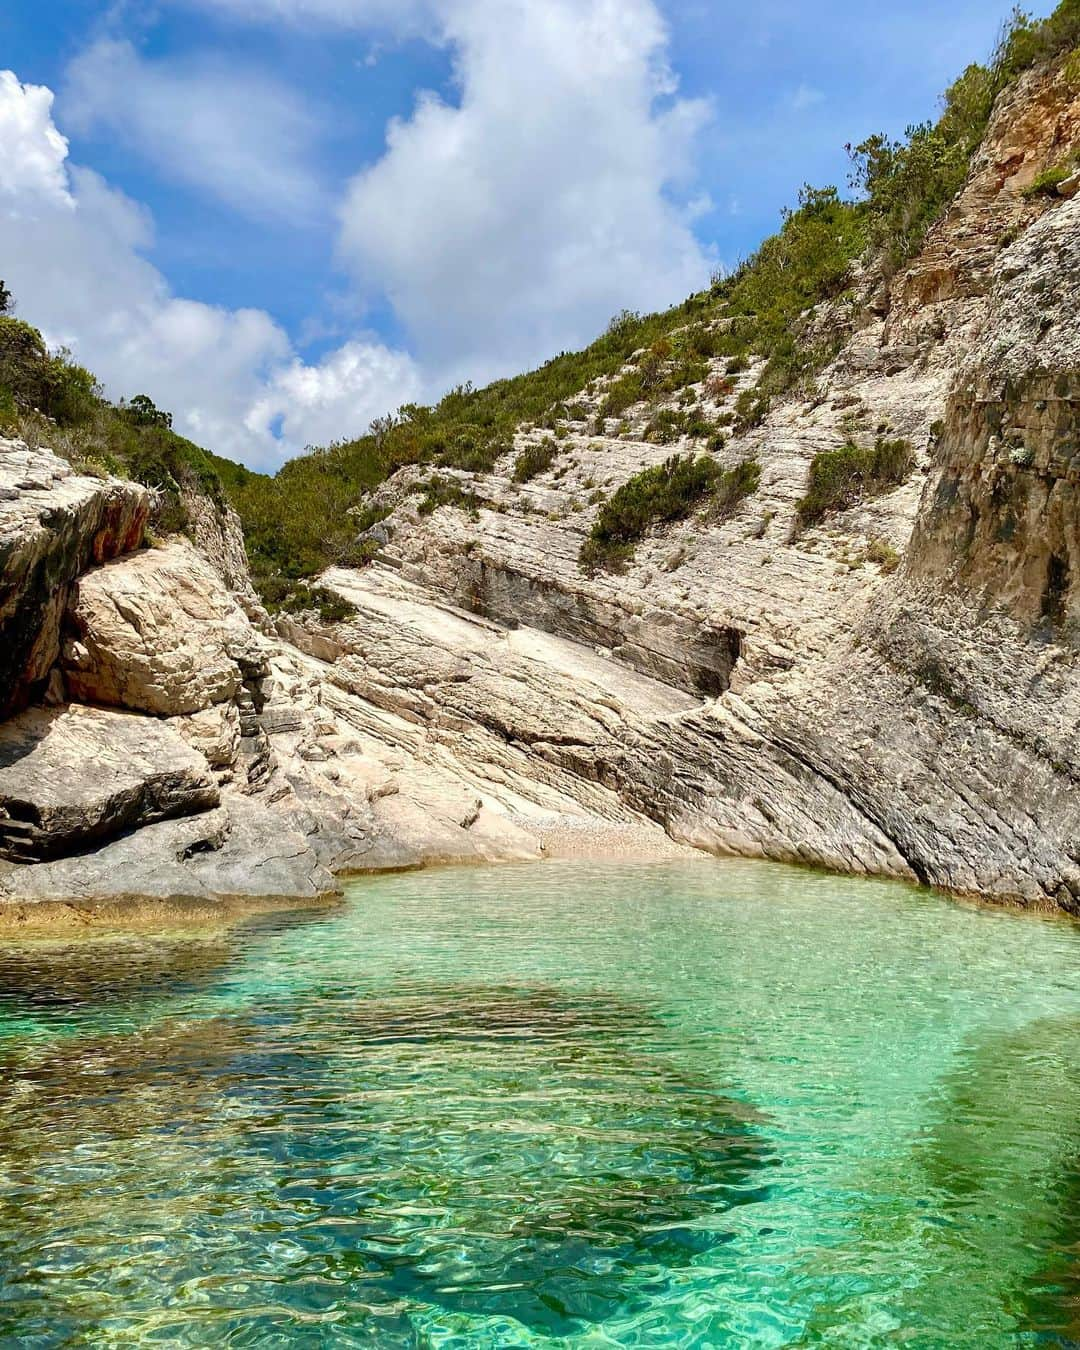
[0,816,702,939]
[0,818,1073,941]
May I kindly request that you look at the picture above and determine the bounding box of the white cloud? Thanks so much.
[249,338,423,448]
[0,71,73,207]
[62,39,325,222]
[0,70,420,468]
[338,0,713,381]
[175,0,714,384]
[790,83,825,111]
[184,0,433,28]
[1,0,716,465]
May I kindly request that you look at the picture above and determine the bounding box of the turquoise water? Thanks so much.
[0,859,1079,1347]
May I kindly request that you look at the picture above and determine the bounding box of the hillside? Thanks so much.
[0,1,1079,920]
[1,5,1074,612]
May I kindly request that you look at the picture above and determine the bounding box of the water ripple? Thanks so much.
[0,859,1077,1346]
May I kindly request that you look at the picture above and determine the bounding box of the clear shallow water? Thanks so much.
[0,861,1079,1347]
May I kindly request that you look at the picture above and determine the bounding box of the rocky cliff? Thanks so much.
[0,55,1078,922]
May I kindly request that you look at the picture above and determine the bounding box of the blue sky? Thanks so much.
[0,0,1051,468]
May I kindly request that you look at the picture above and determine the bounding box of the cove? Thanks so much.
[0,858,1078,1347]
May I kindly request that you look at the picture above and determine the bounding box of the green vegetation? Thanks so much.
[734,387,771,433]
[579,455,760,572]
[795,438,914,532]
[643,407,719,445]
[1023,162,1074,196]
[0,318,98,429]
[0,314,226,535]
[3,2,1075,607]
[849,1,1080,268]
[714,184,866,414]
[259,579,358,624]
[865,538,902,574]
[513,437,559,482]
[417,475,485,517]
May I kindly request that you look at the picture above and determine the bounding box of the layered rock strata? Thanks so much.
[0,449,147,718]
[0,58,1078,918]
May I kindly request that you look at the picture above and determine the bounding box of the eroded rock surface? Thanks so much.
[0,705,217,862]
[0,444,147,718]
[62,539,267,715]
[0,55,1078,917]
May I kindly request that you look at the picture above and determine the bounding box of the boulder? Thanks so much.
[0,441,148,717]
[0,798,339,906]
[63,538,269,716]
[0,704,218,861]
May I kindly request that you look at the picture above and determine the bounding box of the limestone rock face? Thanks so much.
[182,488,268,625]
[0,704,218,862]
[2,55,1080,918]
[301,52,1080,912]
[0,442,148,718]
[63,538,268,715]
[0,799,337,906]
[909,194,1080,628]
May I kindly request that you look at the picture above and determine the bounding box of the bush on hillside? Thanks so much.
[579,454,760,571]
[259,577,358,624]
[1022,162,1073,196]
[513,437,559,482]
[417,476,484,517]
[795,437,914,531]
[123,394,173,429]
[850,2,1080,269]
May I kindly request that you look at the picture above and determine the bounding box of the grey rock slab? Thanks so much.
[0,703,218,860]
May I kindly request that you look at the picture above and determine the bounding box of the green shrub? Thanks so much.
[734,387,770,431]
[40,354,99,426]
[637,339,673,390]
[0,317,47,403]
[643,409,685,445]
[579,454,760,571]
[435,426,507,474]
[597,371,646,421]
[685,414,717,439]
[997,0,1080,78]
[850,1,1080,269]
[123,394,173,429]
[865,538,901,573]
[661,357,709,394]
[417,476,484,517]
[0,321,98,426]
[513,437,559,482]
[0,385,16,432]
[795,437,914,531]
[261,578,358,624]
[714,458,763,517]
[350,502,390,534]
[1022,162,1072,196]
